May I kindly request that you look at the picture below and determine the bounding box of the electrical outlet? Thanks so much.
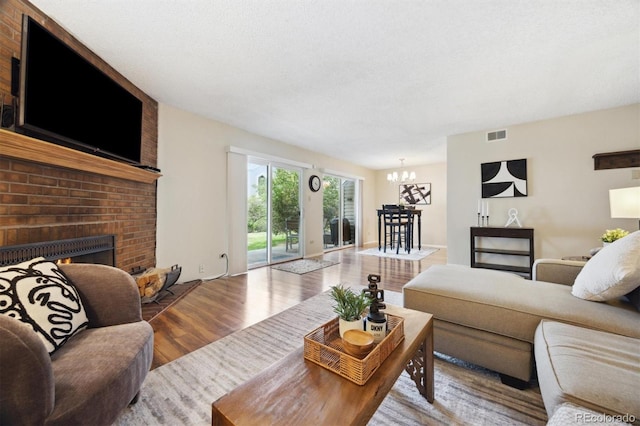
[198,264,205,273]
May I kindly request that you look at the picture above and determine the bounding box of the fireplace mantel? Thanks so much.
[0,129,161,184]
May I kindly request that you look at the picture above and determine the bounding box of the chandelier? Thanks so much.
[387,158,416,183]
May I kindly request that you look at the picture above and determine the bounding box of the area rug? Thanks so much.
[115,289,547,425]
[271,258,339,274]
[358,247,439,261]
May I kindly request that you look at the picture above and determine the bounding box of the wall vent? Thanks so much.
[487,129,507,142]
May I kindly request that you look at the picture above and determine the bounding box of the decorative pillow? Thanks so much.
[0,257,88,354]
[572,230,640,301]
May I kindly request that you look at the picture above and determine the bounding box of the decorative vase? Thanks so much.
[603,242,612,247]
[339,317,364,338]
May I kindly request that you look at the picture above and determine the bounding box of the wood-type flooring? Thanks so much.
[149,245,447,369]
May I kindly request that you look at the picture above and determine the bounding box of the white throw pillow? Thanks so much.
[0,257,89,354]
[572,230,640,301]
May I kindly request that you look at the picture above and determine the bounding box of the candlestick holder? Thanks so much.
[477,213,481,227]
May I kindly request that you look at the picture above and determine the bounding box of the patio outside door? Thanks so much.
[322,175,356,250]
[247,159,302,268]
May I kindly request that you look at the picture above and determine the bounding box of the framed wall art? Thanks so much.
[481,158,527,198]
[400,183,431,205]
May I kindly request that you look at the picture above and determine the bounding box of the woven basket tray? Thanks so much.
[303,314,404,385]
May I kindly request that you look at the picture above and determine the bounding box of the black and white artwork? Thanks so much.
[400,183,431,205]
[481,159,527,198]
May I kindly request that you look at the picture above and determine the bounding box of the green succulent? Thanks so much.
[329,284,374,321]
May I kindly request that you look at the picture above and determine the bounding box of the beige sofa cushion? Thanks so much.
[403,265,640,343]
[535,320,640,420]
[547,403,634,426]
[572,231,640,301]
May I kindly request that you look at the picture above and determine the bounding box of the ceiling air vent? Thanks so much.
[487,129,507,142]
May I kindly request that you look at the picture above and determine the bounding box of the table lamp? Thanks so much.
[609,186,640,230]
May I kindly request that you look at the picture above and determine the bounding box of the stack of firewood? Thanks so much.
[135,267,169,300]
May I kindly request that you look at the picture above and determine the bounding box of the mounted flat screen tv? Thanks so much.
[17,15,143,165]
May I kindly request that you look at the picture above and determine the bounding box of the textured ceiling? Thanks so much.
[29,0,640,169]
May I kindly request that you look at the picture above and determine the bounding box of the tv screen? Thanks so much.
[17,15,143,164]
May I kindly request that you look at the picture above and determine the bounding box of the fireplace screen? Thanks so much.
[0,235,116,267]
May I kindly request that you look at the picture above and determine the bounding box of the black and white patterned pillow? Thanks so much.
[0,257,88,354]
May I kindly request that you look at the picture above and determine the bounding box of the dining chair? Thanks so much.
[381,205,412,254]
[381,204,398,249]
[284,218,299,251]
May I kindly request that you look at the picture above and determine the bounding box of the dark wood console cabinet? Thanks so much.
[470,227,535,278]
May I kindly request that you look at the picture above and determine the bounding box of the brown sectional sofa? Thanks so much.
[0,263,154,425]
[403,260,640,423]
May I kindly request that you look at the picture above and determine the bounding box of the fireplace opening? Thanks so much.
[0,235,116,267]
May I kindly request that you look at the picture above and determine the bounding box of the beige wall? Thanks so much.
[374,163,448,247]
[447,104,640,266]
[156,104,377,280]
[157,102,638,280]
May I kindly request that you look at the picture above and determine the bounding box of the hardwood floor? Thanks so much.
[149,245,447,369]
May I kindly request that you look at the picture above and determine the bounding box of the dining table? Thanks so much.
[377,208,422,251]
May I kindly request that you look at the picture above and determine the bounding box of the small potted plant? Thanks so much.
[601,228,629,246]
[329,284,374,337]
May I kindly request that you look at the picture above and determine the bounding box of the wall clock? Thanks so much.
[309,175,321,192]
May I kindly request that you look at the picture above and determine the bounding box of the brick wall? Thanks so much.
[0,0,159,272]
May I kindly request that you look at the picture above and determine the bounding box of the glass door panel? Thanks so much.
[247,161,269,268]
[342,179,355,246]
[271,166,301,262]
[247,160,302,268]
[322,176,340,249]
[323,175,356,250]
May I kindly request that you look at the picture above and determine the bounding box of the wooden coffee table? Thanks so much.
[211,305,433,426]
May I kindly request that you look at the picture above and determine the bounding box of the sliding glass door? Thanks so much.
[247,159,302,268]
[323,174,356,250]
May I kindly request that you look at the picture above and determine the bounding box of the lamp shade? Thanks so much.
[609,187,640,218]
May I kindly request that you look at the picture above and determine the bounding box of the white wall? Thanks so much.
[374,163,448,247]
[447,104,640,266]
[156,104,377,281]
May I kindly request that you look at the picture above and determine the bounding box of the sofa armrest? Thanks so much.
[0,315,54,425]
[532,259,587,286]
[60,263,142,327]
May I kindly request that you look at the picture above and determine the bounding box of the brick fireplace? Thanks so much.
[0,155,158,272]
[0,0,160,273]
